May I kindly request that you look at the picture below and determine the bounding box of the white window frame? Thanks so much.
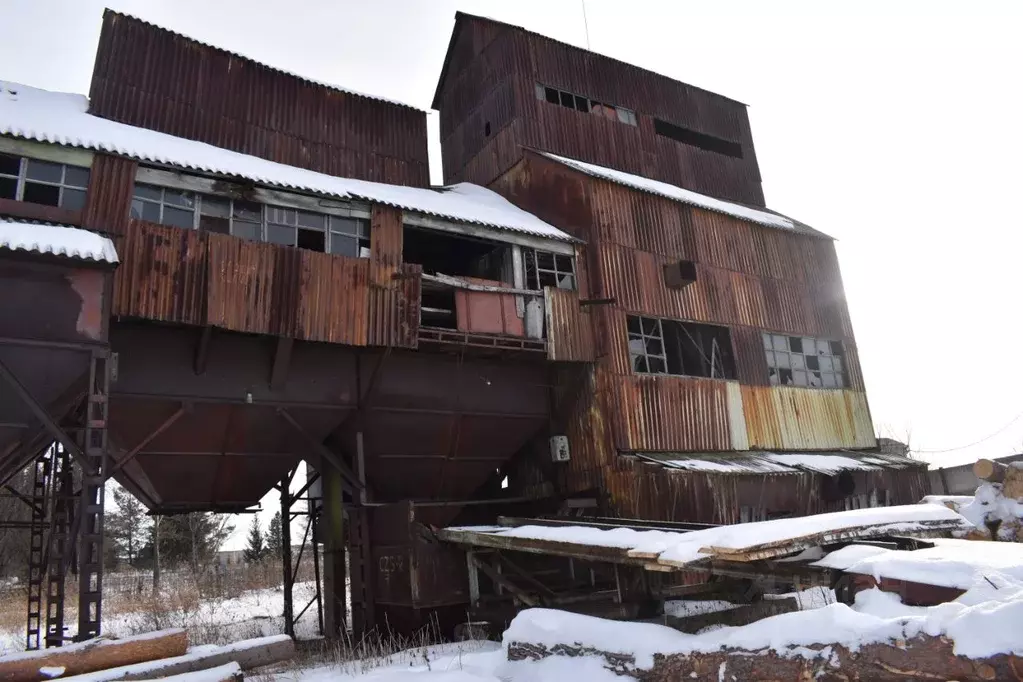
[0,149,91,210]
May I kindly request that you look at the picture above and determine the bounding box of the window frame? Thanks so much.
[763,331,846,389]
[628,314,737,380]
[535,82,637,127]
[523,247,576,291]
[0,151,91,211]
[131,168,373,257]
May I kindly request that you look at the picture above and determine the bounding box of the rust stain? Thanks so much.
[545,287,595,361]
[741,385,876,451]
[67,269,106,340]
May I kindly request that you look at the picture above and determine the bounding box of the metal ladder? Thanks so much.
[25,452,51,651]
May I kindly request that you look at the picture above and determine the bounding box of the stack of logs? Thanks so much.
[0,630,294,682]
[968,458,1023,541]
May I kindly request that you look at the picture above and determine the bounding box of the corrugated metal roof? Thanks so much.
[0,219,118,264]
[541,151,828,237]
[0,81,575,244]
[631,451,925,476]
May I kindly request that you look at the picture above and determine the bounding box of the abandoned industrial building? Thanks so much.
[0,9,927,647]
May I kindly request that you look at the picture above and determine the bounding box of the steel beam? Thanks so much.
[107,404,188,479]
[0,357,84,464]
[276,409,361,493]
[320,465,346,637]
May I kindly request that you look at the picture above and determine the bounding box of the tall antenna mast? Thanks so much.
[581,0,591,50]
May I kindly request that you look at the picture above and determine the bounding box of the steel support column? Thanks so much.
[76,350,111,641]
[321,464,346,638]
[280,471,294,637]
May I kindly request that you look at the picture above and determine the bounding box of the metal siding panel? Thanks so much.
[741,386,877,451]
[544,287,595,362]
[88,11,428,186]
[725,381,749,451]
[81,154,137,236]
[112,220,207,325]
[613,376,731,452]
[206,234,277,335]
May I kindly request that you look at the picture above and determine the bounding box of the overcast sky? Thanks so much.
[3,0,1022,472]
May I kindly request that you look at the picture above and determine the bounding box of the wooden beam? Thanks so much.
[469,554,538,607]
[422,272,543,297]
[276,408,361,492]
[269,337,294,391]
[107,404,188,479]
[193,326,213,376]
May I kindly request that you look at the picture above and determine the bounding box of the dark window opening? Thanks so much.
[535,82,636,125]
[628,315,736,379]
[663,260,697,289]
[764,332,845,389]
[0,154,91,208]
[403,226,511,330]
[653,118,744,159]
[484,121,491,137]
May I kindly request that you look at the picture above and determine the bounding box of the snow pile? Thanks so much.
[504,577,1023,666]
[541,152,799,232]
[958,481,1023,538]
[0,220,118,263]
[481,504,969,566]
[0,81,573,243]
[814,538,1023,589]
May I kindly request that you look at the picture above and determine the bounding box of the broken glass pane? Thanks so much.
[0,152,19,176]
[642,318,660,336]
[0,176,16,200]
[648,357,666,374]
[809,371,822,387]
[574,95,590,112]
[830,341,844,356]
[633,355,649,373]
[806,356,820,371]
[628,337,645,356]
[627,317,641,335]
[768,368,779,386]
[779,368,793,385]
[645,338,663,356]
[545,87,559,104]
[789,336,802,353]
[559,91,575,108]
[22,182,60,206]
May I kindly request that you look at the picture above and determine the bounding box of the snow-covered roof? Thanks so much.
[632,451,923,475]
[0,81,575,244]
[540,151,821,235]
[0,220,118,264]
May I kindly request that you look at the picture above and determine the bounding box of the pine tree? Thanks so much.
[243,516,264,563]
[106,484,149,566]
[266,510,283,560]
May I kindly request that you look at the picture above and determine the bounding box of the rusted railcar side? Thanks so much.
[89,10,429,186]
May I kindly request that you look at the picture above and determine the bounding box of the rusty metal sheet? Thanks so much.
[296,249,368,345]
[544,287,595,362]
[81,153,137,236]
[612,375,732,452]
[89,10,428,187]
[741,386,876,451]
[206,233,279,335]
[112,220,207,325]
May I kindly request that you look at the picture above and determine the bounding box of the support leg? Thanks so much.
[76,351,110,641]
[321,465,346,638]
[281,472,294,638]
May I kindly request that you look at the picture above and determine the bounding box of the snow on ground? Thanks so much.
[468,504,968,567]
[0,582,318,656]
[814,538,1023,589]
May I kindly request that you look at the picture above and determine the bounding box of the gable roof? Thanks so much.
[536,150,828,238]
[432,11,748,110]
[0,80,575,244]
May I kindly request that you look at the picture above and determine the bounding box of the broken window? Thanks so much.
[131,181,369,256]
[653,118,744,159]
[523,247,576,290]
[535,83,637,126]
[763,332,845,389]
[628,315,736,379]
[0,152,91,210]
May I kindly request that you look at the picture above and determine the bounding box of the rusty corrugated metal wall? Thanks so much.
[82,154,137,235]
[111,219,421,348]
[544,287,595,361]
[435,13,764,205]
[89,10,429,187]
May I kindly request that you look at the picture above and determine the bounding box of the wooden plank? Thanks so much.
[437,528,659,569]
[0,629,187,682]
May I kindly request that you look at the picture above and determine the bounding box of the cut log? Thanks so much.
[508,636,1023,682]
[55,635,294,682]
[133,663,241,682]
[0,630,187,682]
[974,459,1007,483]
